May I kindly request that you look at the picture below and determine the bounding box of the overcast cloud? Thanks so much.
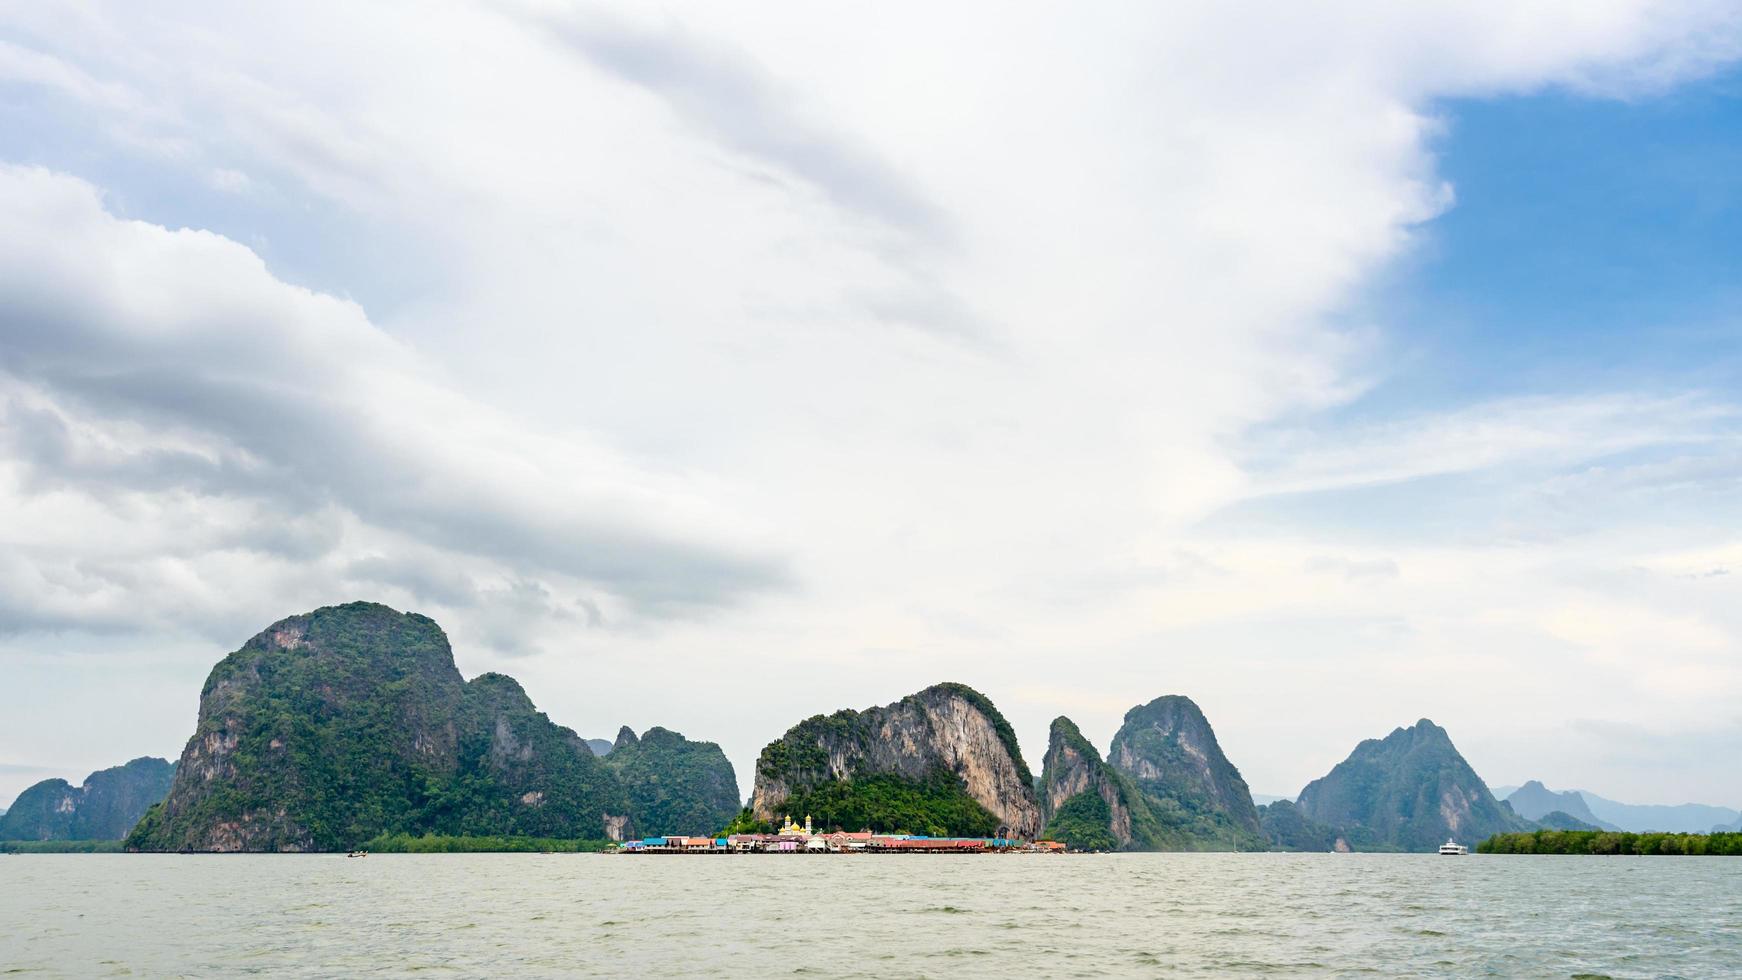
[2,0,1740,807]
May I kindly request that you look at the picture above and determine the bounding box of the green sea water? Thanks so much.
[2,852,1737,977]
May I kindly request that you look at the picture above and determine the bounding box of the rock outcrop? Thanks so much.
[0,757,175,841]
[601,726,741,835]
[1038,717,1163,851]
[1295,719,1529,852]
[126,602,632,851]
[1106,696,1263,849]
[746,683,1040,838]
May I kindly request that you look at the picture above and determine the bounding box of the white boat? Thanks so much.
[1438,840,1468,856]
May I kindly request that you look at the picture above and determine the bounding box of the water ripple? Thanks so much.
[1,853,1738,977]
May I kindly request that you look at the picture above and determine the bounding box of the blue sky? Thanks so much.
[1,2,1740,809]
[1380,67,1742,406]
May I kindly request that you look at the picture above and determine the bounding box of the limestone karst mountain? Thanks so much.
[0,757,174,841]
[1037,716,1167,851]
[600,726,741,835]
[743,682,1040,838]
[126,602,726,851]
[1105,696,1264,850]
[1295,719,1529,851]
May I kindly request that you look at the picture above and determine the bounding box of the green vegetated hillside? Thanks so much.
[1036,697,1267,852]
[126,602,732,852]
[1257,799,1341,851]
[739,683,1040,838]
[1294,719,1530,852]
[601,725,740,836]
[0,757,174,841]
[1038,716,1170,851]
[1105,696,1265,850]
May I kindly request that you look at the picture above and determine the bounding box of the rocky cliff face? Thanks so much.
[0,757,174,841]
[748,683,1040,838]
[602,726,741,835]
[1106,696,1263,849]
[126,602,632,851]
[1295,719,1528,851]
[1038,717,1163,850]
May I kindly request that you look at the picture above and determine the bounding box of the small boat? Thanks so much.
[1438,840,1468,856]
[346,850,369,858]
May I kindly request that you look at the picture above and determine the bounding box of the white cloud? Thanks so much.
[1,1,1741,806]
[0,165,783,642]
[1245,394,1740,496]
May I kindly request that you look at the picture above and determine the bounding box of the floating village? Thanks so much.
[616,814,1068,855]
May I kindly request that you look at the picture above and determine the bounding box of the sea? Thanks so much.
[2,852,1738,977]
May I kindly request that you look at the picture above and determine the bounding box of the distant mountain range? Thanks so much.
[1500,781,1739,833]
[1503,781,1620,831]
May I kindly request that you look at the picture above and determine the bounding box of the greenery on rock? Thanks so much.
[1039,716,1172,851]
[761,771,1003,838]
[747,682,1040,838]
[599,726,741,836]
[1043,790,1119,851]
[1258,800,1339,851]
[1296,719,1529,852]
[718,808,772,835]
[912,682,1035,787]
[0,757,174,841]
[127,603,633,851]
[1478,830,1742,855]
[1106,697,1266,851]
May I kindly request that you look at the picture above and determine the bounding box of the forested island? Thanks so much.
[1478,830,1742,855]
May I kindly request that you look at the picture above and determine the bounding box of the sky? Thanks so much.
[2,1,1741,810]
